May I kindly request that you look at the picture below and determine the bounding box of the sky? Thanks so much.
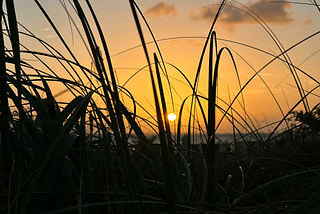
[9,0,320,133]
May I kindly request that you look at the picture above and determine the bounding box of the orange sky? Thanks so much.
[11,0,320,133]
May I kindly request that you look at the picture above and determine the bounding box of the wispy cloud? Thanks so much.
[41,27,52,32]
[40,27,55,39]
[145,2,178,18]
[186,39,202,47]
[302,14,312,26]
[190,0,295,28]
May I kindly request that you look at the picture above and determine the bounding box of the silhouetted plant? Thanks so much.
[1,0,320,213]
[290,107,320,134]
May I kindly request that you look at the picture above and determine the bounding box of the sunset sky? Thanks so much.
[12,0,320,133]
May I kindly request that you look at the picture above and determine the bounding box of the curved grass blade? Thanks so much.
[0,0,13,194]
[292,193,320,214]
[71,1,141,212]
[128,0,176,212]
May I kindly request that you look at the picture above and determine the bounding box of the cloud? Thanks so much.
[41,27,52,31]
[186,39,202,47]
[145,2,178,18]
[190,0,295,28]
[170,39,179,45]
[302,14,312,26]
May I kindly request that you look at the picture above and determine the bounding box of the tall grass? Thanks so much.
[1,0,320,213]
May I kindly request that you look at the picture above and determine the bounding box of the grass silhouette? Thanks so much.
[1,0,320,213]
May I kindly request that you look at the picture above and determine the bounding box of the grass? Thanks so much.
[1,0,320,213]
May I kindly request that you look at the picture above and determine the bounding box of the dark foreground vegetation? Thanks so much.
[1,0,320,213]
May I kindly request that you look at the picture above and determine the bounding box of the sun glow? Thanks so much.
[168,113,177,121]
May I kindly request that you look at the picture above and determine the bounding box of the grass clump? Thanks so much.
[1,0,320,213]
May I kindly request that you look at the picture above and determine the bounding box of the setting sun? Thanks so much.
[168,113,177,121]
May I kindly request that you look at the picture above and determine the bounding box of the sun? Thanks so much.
[168,113,177,121]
